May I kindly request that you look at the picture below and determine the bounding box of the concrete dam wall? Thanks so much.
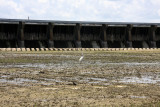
[0,19,160,48]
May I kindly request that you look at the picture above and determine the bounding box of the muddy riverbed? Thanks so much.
[0,50,160,106]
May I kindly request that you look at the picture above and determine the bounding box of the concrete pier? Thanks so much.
[75,23,82,48]
[18,22,25,48]
[126,24,133,48]
[100,24,108,48]
[149,25,157,48]
[47,22,54,48]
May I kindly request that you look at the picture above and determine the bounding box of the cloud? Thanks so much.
[0,0,160,22]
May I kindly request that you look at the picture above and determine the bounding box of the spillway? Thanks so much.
[0,19,160,48]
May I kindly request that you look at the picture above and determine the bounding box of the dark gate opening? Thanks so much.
[81,41,92,48]
[108,41,122,48]
[54,41,68,48]
[132,41,143,48]
[157,41,160,48]
[25,40,41,48]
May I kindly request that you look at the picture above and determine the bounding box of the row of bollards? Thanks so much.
[0,48,159,52]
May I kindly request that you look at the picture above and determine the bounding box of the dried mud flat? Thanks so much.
[0,50,160,106]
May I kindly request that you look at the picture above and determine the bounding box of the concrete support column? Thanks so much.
[142,41,149,48]
[48,40,54,48]
[75,23,82,48]
[6,41,11,48]
[91,41,100,48]
[18,41,24,48]
[0,24,3,32]
[18,21,25,48]
[38,41,45,48]
[67,41,73,48]
[100,24,108,48]
[149,25,157,48]
[47,22,54,48]
[126,24,133,48]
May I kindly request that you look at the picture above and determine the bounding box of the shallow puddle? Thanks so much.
[0,78,38,85]
[42,78,63,83]
[75,72,160,85]
[0,61,160,69]
[1,74,160,86]
[130,96,147,99]
[118,76,160,84]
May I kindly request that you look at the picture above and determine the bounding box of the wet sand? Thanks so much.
[0,50,160,106]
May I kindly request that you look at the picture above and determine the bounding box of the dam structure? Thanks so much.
[0,19,160,49]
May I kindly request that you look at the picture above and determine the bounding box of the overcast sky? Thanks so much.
[0,0,160,22]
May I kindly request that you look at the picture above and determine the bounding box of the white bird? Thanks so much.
[79,52,84,62]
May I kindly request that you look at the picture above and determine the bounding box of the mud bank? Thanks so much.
[0,51,160,106]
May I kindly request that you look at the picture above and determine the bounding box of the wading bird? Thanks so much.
[79,52,84,62]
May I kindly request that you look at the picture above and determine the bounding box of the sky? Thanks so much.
[0,0,160,22]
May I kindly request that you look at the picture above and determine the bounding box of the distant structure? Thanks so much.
[0,18,159,48]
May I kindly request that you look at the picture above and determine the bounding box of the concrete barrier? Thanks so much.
[66,48,70,51]
[87,48,90,51]
[2,48,6,51]
[76,48,80,51]
[45,48,48,51]
[53,48,58,51]
[142,48,146,50]
[127,48,131,50]
[154,48,158,50]
[0,48,160,52]
[149,48,153,50]
[57,48,61,51]
[35,48,39,51]
[16,48,21,51]
[106,48,110,51]
[0,48,3,51]
[11,48,16,51]
[132,48,135,50]
[48,48,52,51]
[27,48,31,51]
[62,48,66,51]
[146,48,150,50]
[111,48,115,51]
[6,48,11,51]
[49,48,52,51]
[123,48,127,51]
[115,48,120,51]
[40,48,44,51]
[99,48,102,51]
[43,48,46,51]
[134,48,138,50]
[21,48,26,51]
[93,48,96,51]
[90,48,94,51]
